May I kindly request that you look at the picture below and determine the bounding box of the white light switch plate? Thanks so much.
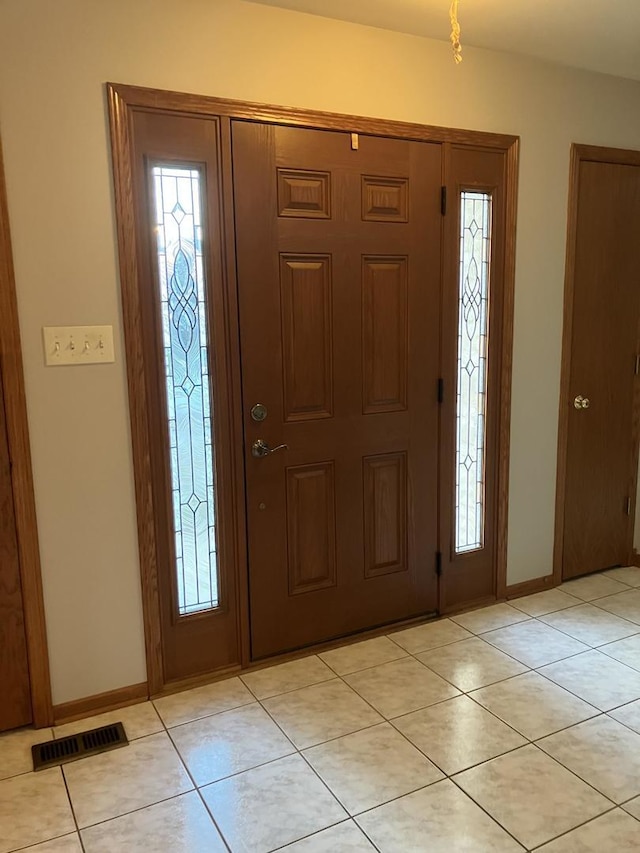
[43,325,115,366]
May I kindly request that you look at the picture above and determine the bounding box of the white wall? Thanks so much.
[1,0,640,703]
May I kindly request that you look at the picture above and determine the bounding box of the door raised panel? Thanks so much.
[286,462,337,595]
[277,169,331,219]
[280,255,333,422]
[363,452,408,578]
[362,257,408,414]
[362,176,409,222]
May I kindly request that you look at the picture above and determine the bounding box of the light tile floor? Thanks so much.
[4,568,640,851]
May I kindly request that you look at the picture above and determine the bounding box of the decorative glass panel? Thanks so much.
[455,191,492,553]
[151,165,219,614]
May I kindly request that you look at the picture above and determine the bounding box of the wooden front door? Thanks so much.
[0,367,31,731]
[233,123,442,658]
[561,155,640,580]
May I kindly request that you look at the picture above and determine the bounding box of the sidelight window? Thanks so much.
[151,165,219,614]
[455,191,492,553]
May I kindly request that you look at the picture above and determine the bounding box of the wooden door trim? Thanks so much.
[107,83,517,150]
[554,143,640,585]
[496,139,520,598]
[108,89,164,693]
[107,82,518,690]
[0,133,53,727]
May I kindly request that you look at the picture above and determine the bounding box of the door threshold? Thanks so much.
[154,609,439,699]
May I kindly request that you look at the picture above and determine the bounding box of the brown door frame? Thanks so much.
[0,131,53,728]
[554,143,640,585]
[107,82,519,693]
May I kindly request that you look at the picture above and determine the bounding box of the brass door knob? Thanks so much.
[574,395,590,409]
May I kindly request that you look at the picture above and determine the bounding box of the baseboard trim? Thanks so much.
[506,574,556,599]
[48,576,555,723]
[53,682,149,726]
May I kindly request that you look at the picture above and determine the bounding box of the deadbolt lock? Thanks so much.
[250,403,268,422]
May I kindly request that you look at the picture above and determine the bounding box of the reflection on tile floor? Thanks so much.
[5,572,640,851]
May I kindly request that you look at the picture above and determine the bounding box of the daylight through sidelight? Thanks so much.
[151,165,219,614]
[455,191,492,553]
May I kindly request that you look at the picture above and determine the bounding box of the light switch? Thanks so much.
[43,325,115,366]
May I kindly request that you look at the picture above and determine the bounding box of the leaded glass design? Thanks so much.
[455,191,492,553]
[151,165,219,615]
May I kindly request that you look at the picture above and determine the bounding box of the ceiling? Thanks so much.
[249,0,640,81]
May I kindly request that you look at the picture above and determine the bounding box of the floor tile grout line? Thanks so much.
[449,742,622,851]
[408,641,599,702]
[524,742,622,807]
[318,651,411,679]
[266,818,382,853]
[533,731,640,808]
[60,765,86,853]
[535,608,640,647]
[508,598,583,619]
[161,725,233,853]
[334,658,466,727]
[207,642,616,758]
[530,610,640,652]
[598,647,640,672]
[530,708,605,741]
[445,772,530,850]
[345,774,445,819]
[387,711,529,777]
[385,626,475,654]
[476,645,593,672]
[450,616,535,636]
[152,695,256,730]
[589,598,640,625]
[330,666,460,782]
[59,699,235,848]
[461,688,602,744]
[169,703,301,786]
[71,790,215,838]
[405,632,536,677]
[526,805,622,851]
[518,614,617,651]
[248,696,365,849]
[346,819,383,853]
[342,652,465,701]
[241,675,337,702]
[605,708,640,736]
[10,828,83,853]
[532,658,640,713]
[255,665,465,839]
[0,726,54,783]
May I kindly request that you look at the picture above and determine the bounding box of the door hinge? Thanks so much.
[626,496,632,516]
[440,186,447,216]
[437,377,444,404]
[350,133,359,151]
[635,354,640,375]
[436,551,442,577]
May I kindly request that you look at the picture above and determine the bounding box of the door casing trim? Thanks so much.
[0,132,53,728]
[554,143,640,585]
[107,82,519,692]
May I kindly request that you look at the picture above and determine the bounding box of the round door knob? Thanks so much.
[574,395,590,409]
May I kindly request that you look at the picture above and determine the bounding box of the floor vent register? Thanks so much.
[32,722,128,771]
